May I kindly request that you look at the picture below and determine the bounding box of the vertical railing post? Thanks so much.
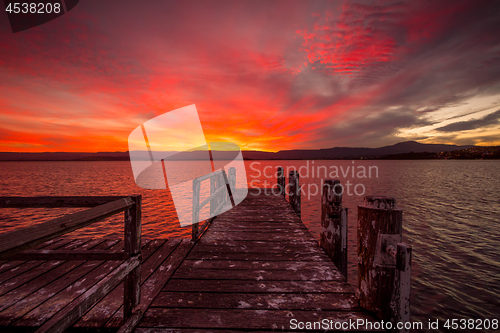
[288,170,301,218]
[319,180,347,281]
[357,196,411,330]
[277,167,285,196]
[209,174,216,216]
[192,179,201,241]
[227,167,236,204]
[228,167,236,189]
[216,171,224,208]
[124,194,142,319]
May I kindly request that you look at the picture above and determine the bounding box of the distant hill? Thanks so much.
[0,141,486,161]
[240,141,475,159]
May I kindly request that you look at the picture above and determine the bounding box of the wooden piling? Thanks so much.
[319,180,347,281]
[124,194,142,318]
[288,170,301,218]
[395,243,412,331]
[277,167,285,196]
[357,195,411,330]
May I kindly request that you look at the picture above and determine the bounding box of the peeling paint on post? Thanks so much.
[288,171,301,218]
[277,167,285,196]
[394,243,412,332]
[319,180,347,281]
[358,195,411,329]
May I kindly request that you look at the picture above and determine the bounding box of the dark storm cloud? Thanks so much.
[303,107,435,147]
[435,110,500,132]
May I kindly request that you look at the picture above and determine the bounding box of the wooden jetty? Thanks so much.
[0,168,411,332]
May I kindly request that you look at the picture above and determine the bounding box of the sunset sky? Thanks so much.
[1,0,499,152]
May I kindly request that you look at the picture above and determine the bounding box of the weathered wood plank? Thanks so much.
[105,239,188,328]
[108,239,194,331]
[138,308,379,330]
[34,255,141,333]
[9,249,125,261]
[73,239,170,328]
[13,239,132,327]
[163,280,356,293]
[0,197,135,259]
[216,216,300,223]
[181,260,333,270]
[172,267,343,281]
[202,232,312,242]
[0,238,72,274]
[186,252,330,261]
[190,242,325,257]
[209,223,307,230]
[219,209,298,215]
[0,239,119,324]
[0,238,84,284]
[151,292,359,310]
[189,244,325,254]
[0,239,103,298]
[197,239,318,247]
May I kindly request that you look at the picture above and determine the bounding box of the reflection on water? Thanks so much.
[0,160,499,331]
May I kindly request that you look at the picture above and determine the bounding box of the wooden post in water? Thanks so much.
[319,180,347,281]
[357,196,411,330]
[288,170,301,218]
[277,167,285,196]
[124,194,142,319]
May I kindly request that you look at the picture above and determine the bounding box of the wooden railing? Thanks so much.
[0,195,142,333]
[191,168,235,241]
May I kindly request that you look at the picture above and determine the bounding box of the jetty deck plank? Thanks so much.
[137,189,379,332]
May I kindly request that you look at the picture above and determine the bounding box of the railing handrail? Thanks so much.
[0,195,131,208]
[0,194,142,333]
[191,168,235,241]
[0,196,138,259]
[192,168,225,183]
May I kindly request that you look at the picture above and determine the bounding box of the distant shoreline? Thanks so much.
[0,156,498,161]
[1,141,498,161]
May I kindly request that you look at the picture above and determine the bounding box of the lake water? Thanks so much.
[0,160,499,331]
